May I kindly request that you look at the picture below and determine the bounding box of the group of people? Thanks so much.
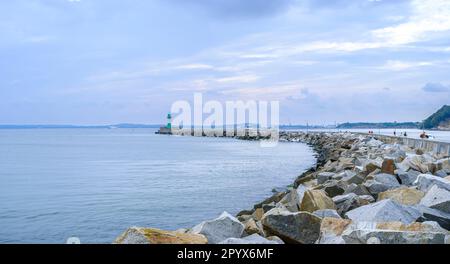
[393,131,408,137]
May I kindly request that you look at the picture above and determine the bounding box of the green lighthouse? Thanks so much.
[166,113,172,129]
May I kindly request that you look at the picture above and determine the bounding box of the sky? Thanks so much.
[0,0,449,125]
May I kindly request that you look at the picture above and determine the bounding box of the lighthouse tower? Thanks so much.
[156,112,173,135]
[166,113,172,129]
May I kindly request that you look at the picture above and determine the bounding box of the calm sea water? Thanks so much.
[0,129,315,243]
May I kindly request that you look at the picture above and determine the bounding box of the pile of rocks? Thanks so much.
[114,132,450,244]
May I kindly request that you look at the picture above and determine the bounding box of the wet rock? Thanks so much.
[262,202,277,213]
[190,211,244,244]
[114,227,207,244]
[420,185,450,213]
[313,209,342,219]
[299,190,336,213]
[414,174,450,192]
[261,208,322,244]
[377,187,425,206]
[253,192,286,209]
[219,234,281,244]
[345,199,421,224]
[237,214,252,222]
[364,173,401,196]
[237,209,254,217]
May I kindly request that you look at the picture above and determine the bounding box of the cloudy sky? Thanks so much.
[1,0,449,125]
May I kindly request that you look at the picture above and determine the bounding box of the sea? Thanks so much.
[0,128,316,243]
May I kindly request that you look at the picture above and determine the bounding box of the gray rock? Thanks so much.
[342,227,446,244]
[342,171,365,184]
[313,209,342,219]
[398,170,420,186]
[333,193,373,216]
[344,184,372,196]
[435,170,448,178]
[420,185,450,213]
[261,208,321,244]
[414,174,450,192]
[279,189,299,212]
[364,173,401,195]
[219,234,281,244]
[190,211,244,244]
[262,202,277,213]
[323,180,347,197]
[414,205,450,230]
[296,184,308,203]
[317,172,336,184]
[345,199,421,224]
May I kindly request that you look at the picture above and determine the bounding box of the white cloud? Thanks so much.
[372,0,450,45]
[173,63,214,70]
[378,60,434,71]
[216,74,260,83]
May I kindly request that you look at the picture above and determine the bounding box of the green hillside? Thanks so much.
[423,105,450,129]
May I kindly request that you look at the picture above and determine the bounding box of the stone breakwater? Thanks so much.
[114,132,450,244]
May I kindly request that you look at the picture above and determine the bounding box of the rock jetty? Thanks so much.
[115,132,450,244]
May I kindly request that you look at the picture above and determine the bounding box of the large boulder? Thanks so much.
[219,234,281,244]
[190,211,244,244]
[414,174,450,192]
[377,187,425,205]
[345,199,421,224]
[114,227,207,244]
[398,155,429,173]
[420,185,450,213]
[414,205,450,230]
[299,190,336,212]
[261,208,322,244]
[364,173,401,196]
[398,170,420,186]
[341,221,448,244]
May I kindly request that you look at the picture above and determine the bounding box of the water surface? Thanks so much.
[0,128,315,243]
